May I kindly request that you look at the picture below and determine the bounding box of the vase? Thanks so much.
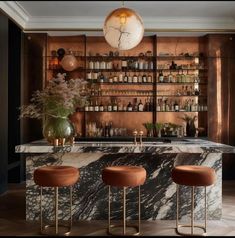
[43,117,75,145]
[186,121,196,137]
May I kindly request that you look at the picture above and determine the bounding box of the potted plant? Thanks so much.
[180,114,197,137]
[19,73,88,145]
[143,122,154,137]
[155,122,163,137]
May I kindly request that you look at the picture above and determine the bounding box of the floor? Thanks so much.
[0,181,235,236]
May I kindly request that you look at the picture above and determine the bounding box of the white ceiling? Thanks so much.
[1,1,235,36]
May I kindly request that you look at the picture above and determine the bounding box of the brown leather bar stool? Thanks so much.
[34,165,79,236]
[171,165,216,236]
[102,165,147,236]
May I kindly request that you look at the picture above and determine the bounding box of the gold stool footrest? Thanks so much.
[176,224,207,236]
[41,224,71,236]
[108,224,140,236]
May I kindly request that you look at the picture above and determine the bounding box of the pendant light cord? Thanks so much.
[122,0,124,7]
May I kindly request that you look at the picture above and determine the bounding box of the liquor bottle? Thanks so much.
[191,100,195,111]
[94,100,99,112]
[89,101,94,111]
[93,71,98,83]
[109,121,114,137]
[108,72,113,83]
[142,73,147,83]
[174,100,179,112]
[148,61,154,70]
[138,99,144,111]
[162,99,166,111]
[156,99,161,112]
[84,102,89,111]
[133,71,138,83]
[119,71,123,82]
[100,60,106,69]
[107,101,112,112]
[158,71,164,82]
[94,60,100,69]
[89,60,94,69]
[181,70,186,83]
[168,71,174,83]
[165,100,170,111]
[147,73,152,83]
[149,97,153,111]
[87,71,92,81]
[170,100,174,111]
[99,101,104,111]
[145,98,150,111]
[121,58,128,70]
[186,86,191,96]
[113,73,118,83]
[127,102,133,111]
[105,122,109,137]
[133,98,138,111]
[123,72,128,83]
[112,99,118,111]
[98,73,105,83]
[117,100,123,111]
[128,72,133,83]
[138,73,142,83]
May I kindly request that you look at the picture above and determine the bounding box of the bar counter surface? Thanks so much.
[16,138,235,221]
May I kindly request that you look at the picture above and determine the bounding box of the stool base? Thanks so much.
[41,224,71,236]
[176,224,207,236]
[108,224,140,236]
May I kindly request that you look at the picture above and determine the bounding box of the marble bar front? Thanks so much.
[15,138,235,222]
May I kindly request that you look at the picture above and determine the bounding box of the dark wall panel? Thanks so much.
[0,13,8,194]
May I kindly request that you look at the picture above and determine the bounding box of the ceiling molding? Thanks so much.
[0,1,29,28]
[24,16,235,31]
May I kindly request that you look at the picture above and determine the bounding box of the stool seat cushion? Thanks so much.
[102,166,146,187]
[171,165,216,186]
[34,166,79,187]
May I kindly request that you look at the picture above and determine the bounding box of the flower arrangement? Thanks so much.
[19,73,88,119]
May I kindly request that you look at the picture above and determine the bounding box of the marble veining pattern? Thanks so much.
[25,151,222,221]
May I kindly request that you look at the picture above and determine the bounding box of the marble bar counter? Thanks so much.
[16,138,235,221]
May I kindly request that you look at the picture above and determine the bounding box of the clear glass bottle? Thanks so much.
[138,99,144,111]
[158,71,164,82]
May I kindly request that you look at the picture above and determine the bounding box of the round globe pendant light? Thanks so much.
[103,3,144,50]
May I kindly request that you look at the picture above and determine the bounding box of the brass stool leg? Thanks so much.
[191,186,194,235]
[205,186,207,233]
[123,187,126,235]
[176,184,179,228]
[40,186,43,233]
[70,186,73,229]
[138,185,140,234]
[175,184,207,236]
[107,185,140,236]
[108,185,111,234]
[55,187,58,235]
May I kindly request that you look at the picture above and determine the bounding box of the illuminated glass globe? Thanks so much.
[103,7,144,50]
[60,51,78,71]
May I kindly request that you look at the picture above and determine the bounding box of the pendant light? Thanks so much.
[103,1,144,50]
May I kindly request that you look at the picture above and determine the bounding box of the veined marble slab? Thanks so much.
[15,138,235,154]
[15,139,235,221]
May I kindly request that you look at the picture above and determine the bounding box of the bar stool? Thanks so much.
[34,165,79,236]
[171,165,216,236]
[102,165,147,236]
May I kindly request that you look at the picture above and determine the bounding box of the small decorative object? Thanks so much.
[19,73,88,145]
[180,114,197,137]
[103,2,144,50]
[57,48,65,60]
[143,122,154,137]
[60,50,78,71]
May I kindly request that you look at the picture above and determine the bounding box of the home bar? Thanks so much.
[1,1,235,236]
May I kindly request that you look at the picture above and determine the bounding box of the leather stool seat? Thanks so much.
[34,165,79,187]
[172,165,216,187]
[102,165,146,187]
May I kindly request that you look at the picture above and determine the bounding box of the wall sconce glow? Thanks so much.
[103,7,144,50]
